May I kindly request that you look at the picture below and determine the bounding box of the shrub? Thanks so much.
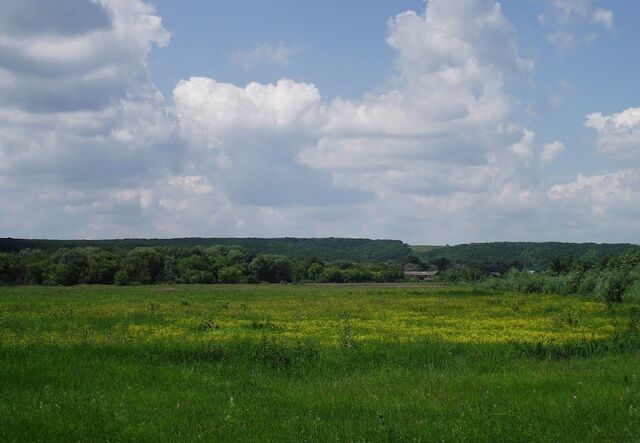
[114,270,131,286]
[218,266,244,284]
[595,270,631,303]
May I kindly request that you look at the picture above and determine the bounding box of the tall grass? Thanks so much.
[478,268,640,303]
[1,284,639,442]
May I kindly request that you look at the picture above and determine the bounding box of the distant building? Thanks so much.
[404,270,439,281]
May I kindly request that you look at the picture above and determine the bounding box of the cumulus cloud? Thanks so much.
[301,0,538,209]
[0,0,170,113]
[231,42,298,70]
[586,108,640,163]
[0,0,112,37]
[541,141,566,162]
[547,170,640,240]
[4,0,637,243]
[173,77,369,206]
[541,106,640,241]
[0,0,565,242]
[0,0,185,237]
[0,0,176,185]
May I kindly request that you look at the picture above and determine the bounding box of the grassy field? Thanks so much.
[1,284,639,442]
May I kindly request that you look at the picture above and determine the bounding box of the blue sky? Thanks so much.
[1,0,639,243]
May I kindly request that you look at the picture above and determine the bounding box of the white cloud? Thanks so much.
[231,42,298,70]
[541,169,640,242]
[301,0,534,202]
[592,8,615,31]
[1,0,636,243]
[541,141,566,162]
[586,108,640,163]
[542,0,614,50]
[0,0,184,237]
[173,77,368,206]
[545,104,640,240]
[549,170,640,221]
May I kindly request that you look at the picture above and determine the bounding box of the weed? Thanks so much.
[254,335,319,368]
[519,338,606,360]
[508,298,525,313]
[247,320,280,331]
[196,319,220,332]
[50,308,73,319]
[338,311,356,349]
[628,306,640,330]
[553,307,582,328]
[409,304,429,313]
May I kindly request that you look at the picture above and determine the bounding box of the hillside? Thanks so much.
[409,245,444,254]
[0,237,412,263]
[413,242,638,271]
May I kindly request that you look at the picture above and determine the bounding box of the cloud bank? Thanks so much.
[0,0,636,243]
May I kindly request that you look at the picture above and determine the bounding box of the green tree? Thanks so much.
[177,255,215,283]
[218,266,244,284]
[119,248,165,284]
[85,248,118,284]
[49,248,88,285]
[249,255,292,283]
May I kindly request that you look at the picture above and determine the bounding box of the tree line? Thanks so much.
[415,242,636,272]
[439,247,640,304]
[0,237,412,262]
[0,246,405,286]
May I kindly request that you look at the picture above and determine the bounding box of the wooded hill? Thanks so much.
[412,242,637,271]
[0,237,412,263]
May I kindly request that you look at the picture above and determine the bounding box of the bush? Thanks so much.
[114,270,131,286]
[218,266,244,284]
[595,270,631,303]
[319,267,344,283]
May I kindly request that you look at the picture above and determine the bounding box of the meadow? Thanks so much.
[1,284,639,442]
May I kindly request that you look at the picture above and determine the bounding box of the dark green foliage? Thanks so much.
[218,266,245,284]
[596,270,631,304]
[476,247,640,303]
[84,248,118,284]
[176,255,216,284]
[416,242,636,272]
[1,237,412,262]
[306,262,324,281]
[249,255,291,283]
[0,252,25,284]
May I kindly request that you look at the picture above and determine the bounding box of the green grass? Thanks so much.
[1,284,639,442]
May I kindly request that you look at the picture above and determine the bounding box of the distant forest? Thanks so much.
[413,242,638,272]
[2,238,638,287]
[0,238,412,262]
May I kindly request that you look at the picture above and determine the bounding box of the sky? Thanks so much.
[1,0,639,244]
